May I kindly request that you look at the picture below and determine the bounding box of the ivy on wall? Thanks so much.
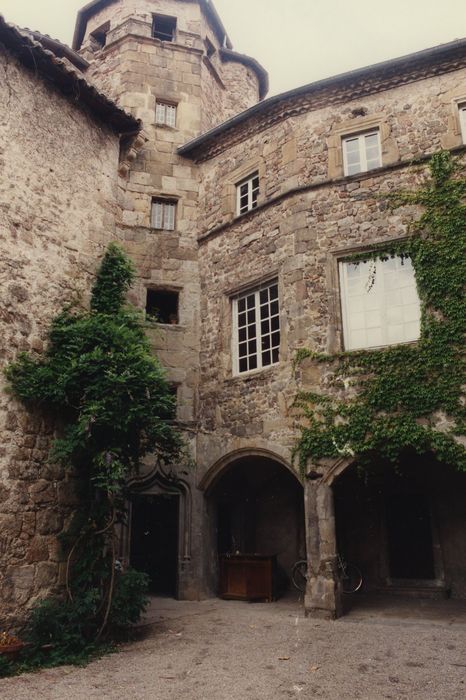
[4,243,184,665]
[294,152,465,474]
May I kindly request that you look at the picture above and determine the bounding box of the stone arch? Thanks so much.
[200,447,302,493]
[322,456,356,487]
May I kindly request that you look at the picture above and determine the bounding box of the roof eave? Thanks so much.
[178,36,466,158]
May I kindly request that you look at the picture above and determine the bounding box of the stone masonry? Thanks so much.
[1,0,466,625]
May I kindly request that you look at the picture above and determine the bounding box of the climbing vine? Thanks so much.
[294,152,465,474]
[4,243,184,665]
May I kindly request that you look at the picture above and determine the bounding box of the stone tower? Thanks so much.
[71,0,268,599]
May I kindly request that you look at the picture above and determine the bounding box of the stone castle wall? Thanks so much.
[0,46,122,626]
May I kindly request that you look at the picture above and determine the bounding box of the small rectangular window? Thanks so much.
[236,172,259,216]
[155,101,177,127]
[146,289,179,325]
[339,255,421,351]
[151,198,177,231]
[458,103,466,143]
[342,130,381,176]
[152,14,177,42]
[233,281,280,374]
[90,22,110,49]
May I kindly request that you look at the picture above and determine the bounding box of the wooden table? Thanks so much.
[219,554,277,602]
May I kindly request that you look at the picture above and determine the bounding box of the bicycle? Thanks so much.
[291,555,363,594]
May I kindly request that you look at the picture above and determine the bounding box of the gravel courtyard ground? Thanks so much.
[1,594,465,699]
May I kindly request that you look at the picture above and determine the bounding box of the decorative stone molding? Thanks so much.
[440,88,466,149]
[326,112,399,179]
[118,129,148,179]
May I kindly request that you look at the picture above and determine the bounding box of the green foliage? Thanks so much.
[109,568,150,628]
[294,152,466,473]
[5,243,182,669]
[0,655,15,678]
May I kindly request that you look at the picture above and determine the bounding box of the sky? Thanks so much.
[2,0,466,96]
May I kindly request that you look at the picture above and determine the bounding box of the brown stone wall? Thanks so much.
[0,46,121,626]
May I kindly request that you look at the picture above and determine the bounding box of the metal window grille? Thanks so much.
[236,172,260,215]
[233,281,280,374]
[342,130,381,176]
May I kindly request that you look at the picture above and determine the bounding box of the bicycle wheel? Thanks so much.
[341,562,363,594]
[291,560,308,592]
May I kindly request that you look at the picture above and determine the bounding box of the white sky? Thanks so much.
[1,0,466,96]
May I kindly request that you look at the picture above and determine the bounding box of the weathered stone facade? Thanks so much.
[1,0,466,625]
[0,19,139,626]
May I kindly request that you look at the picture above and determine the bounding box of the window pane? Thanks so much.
[238,298,246,313]
[260,289,269,304]
[249,355,258,371]
[166,104,176,127]
[151,201,163,228]
[238,327,247,342]
[262,351,271,366]
[164,203,176,230]
[340,256,420,350]
[239,358,248,373]
[269,285,278,300]
[155,103,166,124]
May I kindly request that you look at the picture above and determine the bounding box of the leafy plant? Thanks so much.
[294,152,465,473]
[5,243,183,664]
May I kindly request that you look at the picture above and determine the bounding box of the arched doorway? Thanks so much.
[123,465,192,599]
[333,452,466,602]
[204,452,305,599]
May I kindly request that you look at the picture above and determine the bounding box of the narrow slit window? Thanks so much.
[152,14,177,42]
[205,38,216,59]
[233,281,280,374]
[155,101,177,127]
[342,130,381,176]
[146,289,179,325]
[339,255,421,350]
[236,172,260,216]
[151,199,177,231]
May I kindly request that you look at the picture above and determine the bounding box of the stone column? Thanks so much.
[304,479,342,618]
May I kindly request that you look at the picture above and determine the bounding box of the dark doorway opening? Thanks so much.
[130,494,179,596]
[208,457,305,596]
[386,493,435,580]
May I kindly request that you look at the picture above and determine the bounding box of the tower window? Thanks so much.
[156,101,177,128]
[152,14,177,42]
[90,22,110,49]
[146,289,179,325]
[151,198,177,231]
[236,172,259,216]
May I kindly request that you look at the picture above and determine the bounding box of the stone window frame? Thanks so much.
[151,13,177,43]
[231,279,280,376]
[326,237,415,354]
[338,255,421,351]
[145,284,183,326]
[150,196,179,231]
[441,92,466,149]
[219,270,282,380]
[155,99,178,129]
[222,157,265,220]
[327,113,399,180]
